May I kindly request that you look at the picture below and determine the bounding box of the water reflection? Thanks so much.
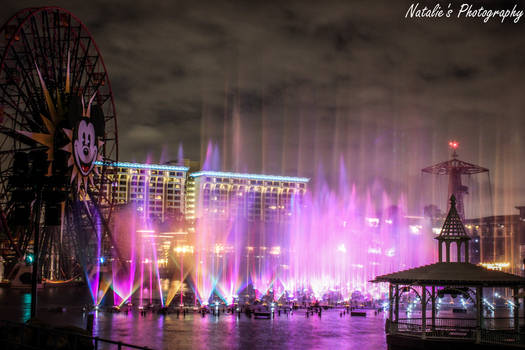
[22,293,31,322]
[0,287,387,350]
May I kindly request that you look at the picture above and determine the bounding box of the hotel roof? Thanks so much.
[190,170,309,183]
[95,161,189,172]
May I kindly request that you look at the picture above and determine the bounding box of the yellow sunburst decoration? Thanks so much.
[17,51,104,196]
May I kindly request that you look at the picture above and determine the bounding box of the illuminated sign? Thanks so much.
[480,262,510,271]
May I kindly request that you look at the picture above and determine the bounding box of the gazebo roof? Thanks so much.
[372,262,525,287]
[435,194,470,241]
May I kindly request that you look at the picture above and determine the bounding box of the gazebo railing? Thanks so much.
[398,317,477,329]
[389,317,525,344]
[394,319,476,339]
[481,329,521,344]
[397,316,525,329]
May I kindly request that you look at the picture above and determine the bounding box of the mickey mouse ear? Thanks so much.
[67,96,82,129]
[91,104,105,138]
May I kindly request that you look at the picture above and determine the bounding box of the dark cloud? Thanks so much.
[1,0,524,215]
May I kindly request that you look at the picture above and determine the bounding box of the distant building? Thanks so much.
[188,170,309,223]
[464,206,525,275]
[96,161,309,225]
[96,161,189,222]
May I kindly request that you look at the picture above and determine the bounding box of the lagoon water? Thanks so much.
[0,287,387,350]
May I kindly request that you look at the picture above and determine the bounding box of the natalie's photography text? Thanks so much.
[405,3,523,23]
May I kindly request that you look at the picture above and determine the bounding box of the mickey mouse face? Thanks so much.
[73,118,98,176]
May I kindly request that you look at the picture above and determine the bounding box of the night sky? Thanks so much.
[2,0,524,216]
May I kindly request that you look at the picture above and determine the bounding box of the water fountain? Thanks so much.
[83,146,436,310]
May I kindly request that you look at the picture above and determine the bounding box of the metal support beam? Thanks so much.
[514,287,519,339]
[31,191,43,319]
[395,284,399,322]
[431,286,436,329]
[421,285,427,339]
[523,292,525,330]
[389,284,393,321]
[476,286,483,344]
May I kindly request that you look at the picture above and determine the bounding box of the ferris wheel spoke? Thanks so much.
[41,12,57,87]
[0,128,43,149]
[35,13,55,82]
[55,12,68,90]
[29,16,49,80]
[0,100,41,135]
[6,50,43,120]
[64,15,73,70]
[0,145,47,155]
[0,98,35,132]
[72,39,92,94]
[69,27,84,91]
[81,57,100,97]
[0,72,35,122]
[19,29,42,87]
[47,13,62,91]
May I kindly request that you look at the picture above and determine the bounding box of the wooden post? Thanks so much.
[389,284,393,321]
[31,191,43,319]
[431,286,436,330]
[476,286,483,344]
[457,242,461,262]
[465,240,469,263]
[514,287,519,339]
[421,285,427,339]
[438,241,442,262]
[387,283,393,335]
[395,284,399,322]
[445,241,450,262]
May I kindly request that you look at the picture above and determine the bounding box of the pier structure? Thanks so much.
[373,195,525,349]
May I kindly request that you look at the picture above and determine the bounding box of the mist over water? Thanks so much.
[93,143,439,309]
[189,145,436,305]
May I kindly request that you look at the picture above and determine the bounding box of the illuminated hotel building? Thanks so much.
[465,206,525,275]
[96,161,189,222]
[187,171,309,223]
[96,162,309,224]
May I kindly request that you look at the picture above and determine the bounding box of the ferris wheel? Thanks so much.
[0,7,118,282]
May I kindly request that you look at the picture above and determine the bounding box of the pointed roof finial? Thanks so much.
[450,194,456,207]
[436,194,469,241]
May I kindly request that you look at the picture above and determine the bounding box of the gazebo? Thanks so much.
[373,195,525,349]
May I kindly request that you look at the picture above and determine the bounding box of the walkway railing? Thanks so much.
[0,320,151,350]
